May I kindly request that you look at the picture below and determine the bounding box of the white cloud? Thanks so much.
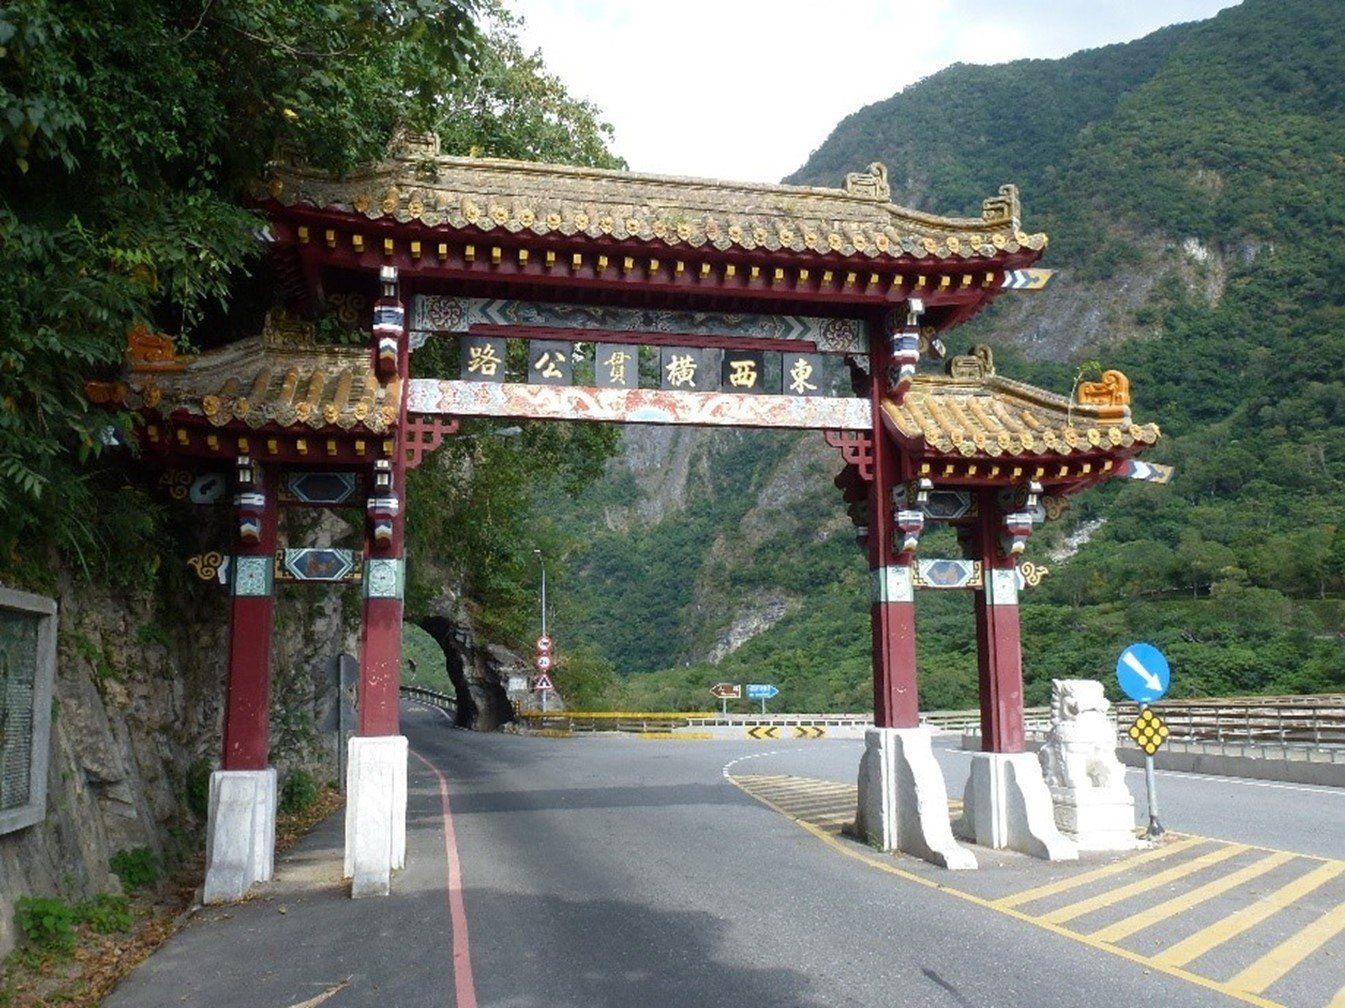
[511,0,1239,183]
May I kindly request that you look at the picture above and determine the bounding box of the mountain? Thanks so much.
[550,0,1345,711]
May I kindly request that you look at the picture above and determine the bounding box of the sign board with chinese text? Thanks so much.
[528,341,573,385]
[710,682,742,699]
[407,295,868,430]
[745,684,779,700]
[461,336,507,382]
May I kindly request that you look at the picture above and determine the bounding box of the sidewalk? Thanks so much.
[103,767,453,1008]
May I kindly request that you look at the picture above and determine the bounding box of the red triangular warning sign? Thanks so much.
[533,673,554,691]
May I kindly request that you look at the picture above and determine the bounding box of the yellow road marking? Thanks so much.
[1040,844,1248,925]
[746,778,852,793]
[761,784,855,798]
[812,815,854,826]
[1226,900,1345,994]
[1088,851,1295,943]
[747,794,850,809]
[1153,860,1345,968]
[1328,982,1345,1008]
[994,835,1207,909]
[727,775,1281,1008]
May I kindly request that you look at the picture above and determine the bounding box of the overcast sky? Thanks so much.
[512,1,1240,184]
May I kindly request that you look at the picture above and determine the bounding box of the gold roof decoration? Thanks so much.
[883,353,1159,459]
[264,132,1048,263]
[93,335,399,434]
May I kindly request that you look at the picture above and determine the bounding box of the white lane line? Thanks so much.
[722,750,784,779]
[1132,767,1345,796]
[408,700,458,727]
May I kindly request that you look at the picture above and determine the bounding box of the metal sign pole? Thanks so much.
[721,697,727,717]
[1141,701,1163,838]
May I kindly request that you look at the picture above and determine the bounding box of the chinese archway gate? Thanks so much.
[89,133,1164,898]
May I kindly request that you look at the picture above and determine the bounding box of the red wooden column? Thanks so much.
[972,488,1027,753]
[222,460,279,770]
[867,317,920,729]
[357,268,409,737]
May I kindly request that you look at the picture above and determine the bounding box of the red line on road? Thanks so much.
[412,750,478,1008]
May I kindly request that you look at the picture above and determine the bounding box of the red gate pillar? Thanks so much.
[205,457,280,904]
[222,458,278,767]
[972,488,1026,754]
[960,487,1074,859]
[854,313,975,869]
[346,266,410,897]
[867,326,919,729]
[356,456,405,737]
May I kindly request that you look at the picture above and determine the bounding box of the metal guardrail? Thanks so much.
[1113,695,1345,746]
[486,694,1345,747]
[402,685,458,714]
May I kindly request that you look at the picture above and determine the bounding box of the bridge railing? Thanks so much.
[1112,694,1345,746]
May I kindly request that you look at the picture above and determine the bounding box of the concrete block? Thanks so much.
[344,735,408,897]
[203,769,276,904]
[956,753,1077,861]
[1050,788,1139,852]
[855,727,976,870]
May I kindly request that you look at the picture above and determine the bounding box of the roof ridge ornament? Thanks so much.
[982,184,1021,231]
[946,345,996,380]
[844,162,891,200]
[386,126,441,161]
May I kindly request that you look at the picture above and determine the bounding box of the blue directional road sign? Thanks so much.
[745,684,779,700]
[1116,643,1170,704]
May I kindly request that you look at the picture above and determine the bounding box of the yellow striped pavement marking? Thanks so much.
[1226,900,1345,995]
[1040,844,1249,925]
[1328,982,1345,1008]
[728,774,1281,1008]
[1152,860,1345,969]
[1088,851,1295,943]
[994,835,1206,909]
[749,794,851,809]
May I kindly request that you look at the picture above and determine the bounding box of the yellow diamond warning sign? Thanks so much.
[1127,708,1170,756]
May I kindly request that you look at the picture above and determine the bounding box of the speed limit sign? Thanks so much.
[535,652,553,671]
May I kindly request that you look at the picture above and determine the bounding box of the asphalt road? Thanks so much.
[106,705,1345,1008]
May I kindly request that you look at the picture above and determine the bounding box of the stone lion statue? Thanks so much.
[1039,679,1126,793]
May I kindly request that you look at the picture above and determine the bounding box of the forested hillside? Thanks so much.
[551,0,1345,711]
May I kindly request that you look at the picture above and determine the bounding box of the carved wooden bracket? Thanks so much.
[823,429,874,482]
[404,413,460,469]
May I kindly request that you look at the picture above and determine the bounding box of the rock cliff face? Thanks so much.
[419,608,527,731]
[0,523,356,958]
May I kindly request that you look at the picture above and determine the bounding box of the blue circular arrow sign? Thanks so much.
[1116,643,1170,704]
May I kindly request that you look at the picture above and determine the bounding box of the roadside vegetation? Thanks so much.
[551,0,1345,711]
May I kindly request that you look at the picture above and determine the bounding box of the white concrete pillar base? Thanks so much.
[203,769,276,904]
[343,735,408,898]
[956,752,1078,861]
[855,727,977,870]
[1050,787,1141,852]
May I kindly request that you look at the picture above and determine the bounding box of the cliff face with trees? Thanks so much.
[553,0,1345,711]
[0,0,621,958]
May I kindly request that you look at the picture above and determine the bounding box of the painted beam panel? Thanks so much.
[409,295,866,353]
[406,379,871,430]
